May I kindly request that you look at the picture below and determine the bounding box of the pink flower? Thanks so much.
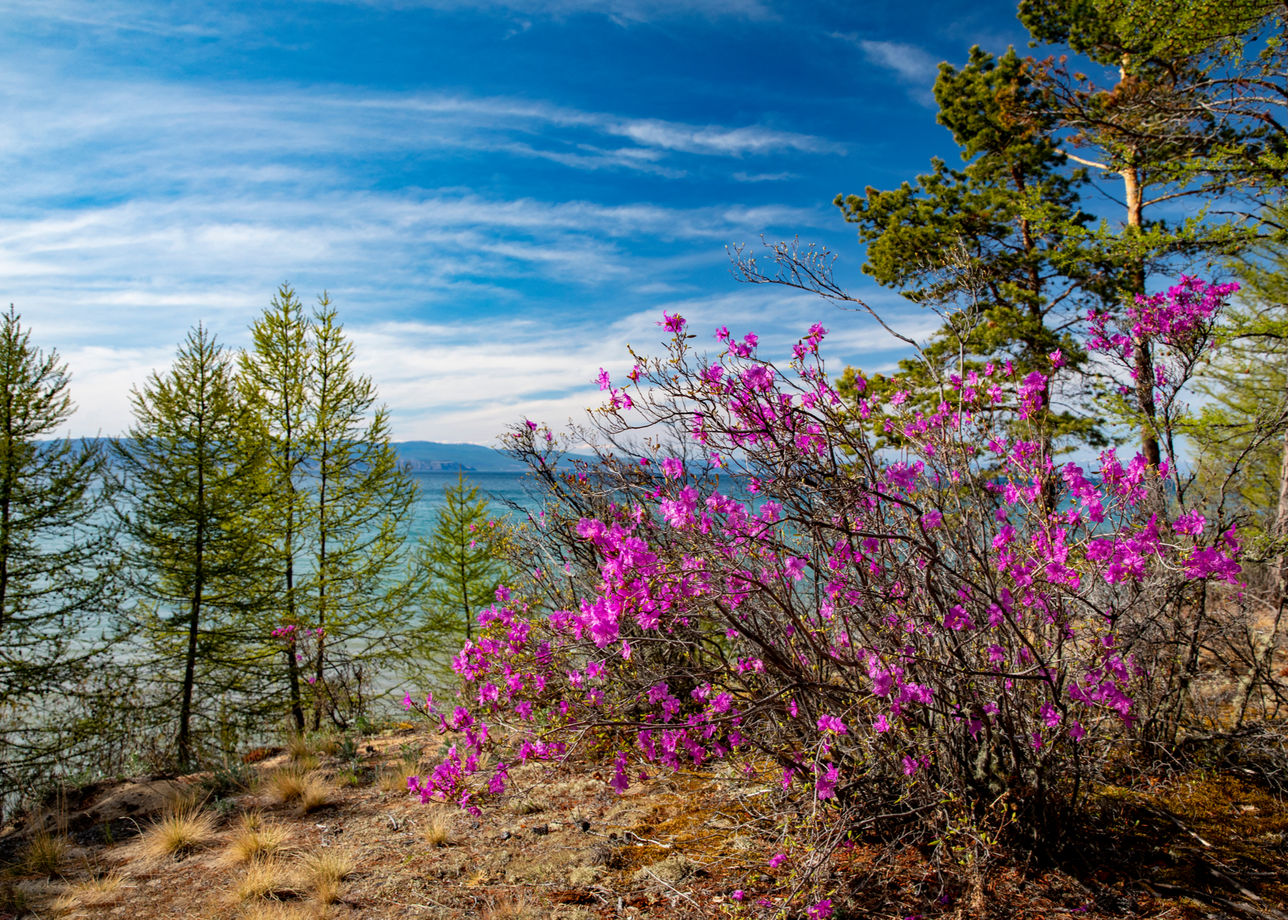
[659,312,687,334]
[767,853,786,869]
[1174,509,1206,536]
[808,899,834,919]
[816,714,848,735]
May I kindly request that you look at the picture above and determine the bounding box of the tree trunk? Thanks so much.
[312,457,328,732]
[178,471,205,772]
[1231,421,1288,729]
[1122,160,1162,470]
[284,494,304,732]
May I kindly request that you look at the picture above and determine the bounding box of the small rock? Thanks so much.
[531,824,550,836]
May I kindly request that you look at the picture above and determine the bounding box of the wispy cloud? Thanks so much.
[833,34,942,106]
[0,11,881,446]
[314,0,777,25]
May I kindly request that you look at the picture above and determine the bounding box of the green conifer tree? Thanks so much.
[0,307,118,793]
[114,324,273,770]
[239,284,313,732]
[303,299,423,729]
[422,472,505,643]
[1019,0,1259,469]
[835,47,1110,464]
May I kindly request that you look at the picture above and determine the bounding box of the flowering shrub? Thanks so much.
[408,280,1245,875]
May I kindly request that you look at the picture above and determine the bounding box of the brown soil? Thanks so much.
[1,725,1286,919]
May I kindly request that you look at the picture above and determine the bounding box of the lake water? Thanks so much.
[406,471,542,540]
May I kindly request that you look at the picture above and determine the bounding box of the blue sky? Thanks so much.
[4,0,1036,443]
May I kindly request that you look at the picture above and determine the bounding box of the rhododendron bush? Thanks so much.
[409,279,1250,859]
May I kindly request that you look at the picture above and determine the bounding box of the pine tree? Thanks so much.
[835,47,1110,464]
[0,307,118,789]
[422,472,505,643]
[114,324,272,770]
[1019,0,1260,469]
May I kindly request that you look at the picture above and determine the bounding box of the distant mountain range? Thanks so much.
[393,441,531,472]
[46,438,553,473]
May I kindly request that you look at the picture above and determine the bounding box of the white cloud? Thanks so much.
[0,41,868,445]
[314,0,776,24]
[832,34,942,107]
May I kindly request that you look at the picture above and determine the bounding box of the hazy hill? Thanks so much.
[393,441,529,473]
[45,438,534,473]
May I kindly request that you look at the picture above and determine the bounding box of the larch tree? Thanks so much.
[239,284,314,732]
[302,299,423,729]
[114,323,273,770]
[421,472,505,644]
[0,307,118,796]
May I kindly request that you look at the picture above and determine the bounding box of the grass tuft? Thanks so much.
[22,827,71,875]
[378,767,412,793]
[266,767,331,812]
[298,848,354,889]
[295,775,332,814]
[139,804,218,860]
[226,811,292,864]
[480,893,536,920]
[509,796,544,816]
[51,869,128,914]
[266,766,309,804]
[421,809,455,848]
[233,858,297,902]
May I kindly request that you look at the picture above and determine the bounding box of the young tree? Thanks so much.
[114,324,272,770]
[0,307,118,792]
[422,473,505,643]
[239,284,314,732]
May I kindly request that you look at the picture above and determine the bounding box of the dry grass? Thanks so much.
[378,766,413,793]
[50,869,127,914]
[421,809,455,847]
[139,804,219,860]
[285,731,312,761]
[298,848,355,903]
[480,893,536,920]
[236,901,335,920]
[296,775,331,813]
[508,795,543,816]
[233,858,297,902]
[266,766,309,803]
[299,848,354,887]
[266,767,331,813]
[226,811,292,864]
[22,827,71,875]
[236,903,307,920]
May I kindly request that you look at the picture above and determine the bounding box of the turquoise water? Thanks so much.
[406,471,542,540]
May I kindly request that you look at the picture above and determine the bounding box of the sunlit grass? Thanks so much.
[225,811,291,864]
[139,805,218,860]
